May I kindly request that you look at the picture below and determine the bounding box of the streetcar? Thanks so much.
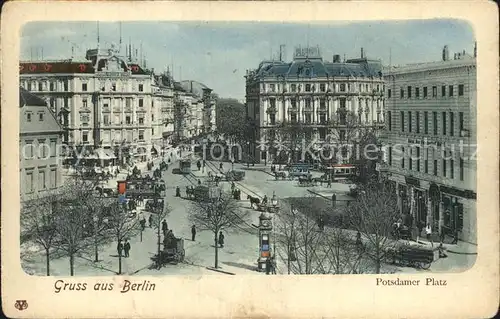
[179,160,192,174]
[324,164,357,182]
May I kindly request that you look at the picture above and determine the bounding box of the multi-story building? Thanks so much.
[381,44,477,244]
[19,87,63,200]
[19,45,153,164]
[152,71,175,154]
[245,46,385,164]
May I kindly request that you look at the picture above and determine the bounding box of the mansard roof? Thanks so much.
[251,57,383,80]
[19,87,47,106]
[19,60,146,75]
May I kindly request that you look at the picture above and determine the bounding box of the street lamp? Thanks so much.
[246,141,250,168]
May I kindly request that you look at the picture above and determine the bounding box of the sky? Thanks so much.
[21,20,475,99]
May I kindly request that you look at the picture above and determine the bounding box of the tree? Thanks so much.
[274,121,313,163]
[215,98,247,144]
[188,192,249,268]
[151,197,172,265]
[104,200,140,275]
[20,191,61,276]
[346,180,400,274]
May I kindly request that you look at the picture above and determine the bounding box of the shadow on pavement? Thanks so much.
[222,261,257,272]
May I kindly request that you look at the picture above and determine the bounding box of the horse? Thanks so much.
[247,195,261,208]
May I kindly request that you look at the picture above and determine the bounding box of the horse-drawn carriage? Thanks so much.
[274,170,289,180]
[225,170,245,181]
[297,174,317,187]
[151,233,185,268]
[386,244,435,270]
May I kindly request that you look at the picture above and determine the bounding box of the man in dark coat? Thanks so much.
[219,162,223,171]
[123,240,131,258]
[140,217,146,231]
[218,231,225,248]
[162,220,168,236]
[117,240,123,257]
[176,186,181,197]
[197,160,201,171]
[191,225,196,241]
[148,214,153,228]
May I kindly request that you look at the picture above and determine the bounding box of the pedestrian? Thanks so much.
[140,217,146,231]
[176,186,181,197]
[219,162,223,171]
[162,220,168,236]
[198,179,201,186]
[117,240,123,257]
[218,231,225,248]
[327,178,332,188]
[425,223,433,247]
[124,239,131,258]
[331,193,337,207]
[197,160,201,171]
[417,220,424,243]
[148,214,153,228]
[191,225,196,241]
[265,258,271,275]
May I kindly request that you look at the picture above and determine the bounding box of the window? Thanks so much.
[126,98,131,108]
[401,147,405,169]
[424,150,429,174]
[80,114,89,124]
[407,86,412,98]
[319,99,326,109]
[441,85,446,97]
[433,112,438,135]
[139,130,144,141]
[305,84,311,92]
[400,88,404,99]
[27,82,32,91]
[38,82,43,91]
[125,116,131,124]
[340,83,346,91]
[270,113,276,125]
[114,114,120,124]
[64,97,69,108]
[340,130,346,141]
[64,80,68,91]
[50,169,57,189]
[319,114,326,124]
[442,112,447,135]
[432,86,437,97]
[139,99,144,107]
[408,111,412,133]
[423,87,428,98]
[50,140,56,157]
[416,147,420,172]
[305,113,312,124]
[291,98,297,109]
[305,99,312,109]
[269,84,276,92]
[25,141,34,158]
[82,131,88,142]
[139,84,144,92]
[458,84,464,96]
[459,112,464,132]
[50,98,55,110]
[388,89,391,98]
[433,159,438,176]
[82,83,87,91]
[416,112,420,133]
[152,114,155,121]
[39,170,46,190]
[103,115,110,125]
[442,159,447,177]
[139,117,144,124]
[50,82,55,91]
[82,99,88,108]
[460,158,464,180]
[449,112,454,136]
[291,84,296,92]
[26,113,32,122]
[290,112,297,122]
[39,113,44,121]
[388,146,392,166]
[388,111,392,131]
[26,172,34,193]
[103,103,109,109]
[416,87,420,98]
[400,111,404,132]
[112,83,116,91]
[409,148,413,170]
[39,139,48,158]
[449,85,454,97]
[320,83,326,92]
[450,159,454,179]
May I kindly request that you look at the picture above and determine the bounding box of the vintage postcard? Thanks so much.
[1,1,499,318]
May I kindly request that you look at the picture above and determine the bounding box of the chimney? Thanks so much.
[442,45,449,61]
[474,41,477,57]
[360,47,364,59]
[333,54,341,63]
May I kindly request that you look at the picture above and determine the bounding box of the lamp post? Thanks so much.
[246,141,250,168]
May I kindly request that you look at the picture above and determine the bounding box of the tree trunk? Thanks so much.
[69,253,74,276]
[45,248,50,276]
[375,248,381,274]
[118,254,122,275]
[214,234,219,268]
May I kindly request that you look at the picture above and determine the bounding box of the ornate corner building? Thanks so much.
[381,44,477,244]
[245,46,385,164]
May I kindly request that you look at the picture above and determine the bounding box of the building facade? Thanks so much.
[381,45,477,244]
[245,46,385,164]
[152,71,175,153]
[20,88,63,200]
[20,46,154,163]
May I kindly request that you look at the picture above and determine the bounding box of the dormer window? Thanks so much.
[38,112,44,121]
[112,83,116,91]
[305,84,311,92]
[26,113,32,122]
